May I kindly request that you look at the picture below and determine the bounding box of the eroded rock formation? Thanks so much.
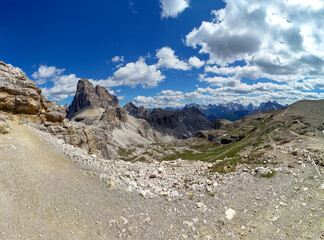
[124,102,213,139]
[67,79,118,118]
[0,61,65,122]
[124,102,151,119]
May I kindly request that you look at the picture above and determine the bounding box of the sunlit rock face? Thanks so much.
[67,78,118,119]
[0,61,65,122]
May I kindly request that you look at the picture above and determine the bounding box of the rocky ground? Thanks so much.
[0,118,323,239]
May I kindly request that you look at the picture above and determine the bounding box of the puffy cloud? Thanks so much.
[97,58,165,88]
[158,90,184,102]
[117,95,125,100]
[186,0,324,84]
[188,56,205,69]
[32,65,65,84]
[199,75,240,87]
[156,47,190,70]
[41,74,79,102]
[294,78,324,90]
[111,56,124,63]
[133,90,185,108]
[160,0,189,18]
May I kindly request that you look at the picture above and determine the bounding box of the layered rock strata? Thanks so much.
[0,61,65,122]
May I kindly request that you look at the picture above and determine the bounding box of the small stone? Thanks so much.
[255,167,272,177]
[121,216,128,225]
[202,235,212,240]
[139,189,151,198]
[170,190,180,198]
[197,202,205,208]
[288,162,295,168]
[206,185,213,192]
[106,179,116,189]
[271,216,279,222]
[225,208,236,220]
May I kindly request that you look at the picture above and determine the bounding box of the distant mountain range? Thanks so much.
[158,101,286,121]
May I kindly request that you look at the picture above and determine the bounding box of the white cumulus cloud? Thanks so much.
[133,90,185,108]
[188,56,205,69]
[186,0,324,84]
[160,0,189,18]
[156,46,190,70]
[32,65,65,84]
[98,57,165,88]
[41,74,79,102]
[111,56,124,63]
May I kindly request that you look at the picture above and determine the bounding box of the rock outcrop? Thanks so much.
[124,102,151,119]
[0,61,65,122]
[146,107,213,139]
[124,103,213,139]
[0,113,13,134]
[67,79,118,118]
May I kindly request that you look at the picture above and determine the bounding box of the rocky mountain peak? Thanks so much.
[95,85,118,109]
[124,102,137,111]
[67,79,118,118]
[124,102,151,119]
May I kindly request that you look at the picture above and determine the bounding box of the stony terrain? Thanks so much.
[1,114,323,239]
[0,61,323,239]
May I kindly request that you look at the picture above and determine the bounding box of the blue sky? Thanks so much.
[1,0,323,108]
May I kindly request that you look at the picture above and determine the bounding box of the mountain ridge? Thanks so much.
[125,100,285,122]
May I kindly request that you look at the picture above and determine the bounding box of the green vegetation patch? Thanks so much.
[208,158,245,174]
[263,170,276,178]
[163,132,256,162]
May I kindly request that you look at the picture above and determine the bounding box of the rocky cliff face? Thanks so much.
[146,107,213,139]
[125,102,213,139]
[124,102,151,119]
[0,61,65,122]
[67,79,118,118]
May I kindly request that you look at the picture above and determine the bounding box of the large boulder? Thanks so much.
[0,61,65,122]
[67,79,118,118]
[0,61,42,114]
